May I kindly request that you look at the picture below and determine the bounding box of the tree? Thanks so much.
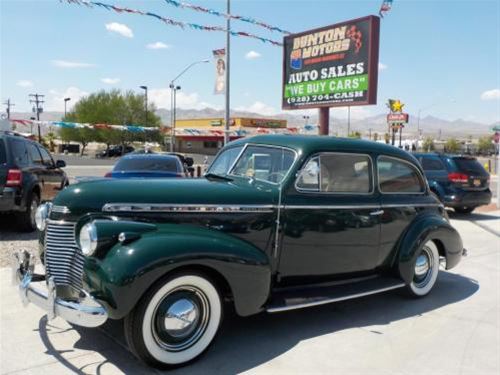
[445,138,461,154]
[373,132,379,142]
[422,137,435,152]
[477,135,493,155]
[62,90,162,154]
[348,131,361,139]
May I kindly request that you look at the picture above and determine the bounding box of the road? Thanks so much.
[1,211,499,374]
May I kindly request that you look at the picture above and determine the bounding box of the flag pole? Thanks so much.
[224,0,231,145]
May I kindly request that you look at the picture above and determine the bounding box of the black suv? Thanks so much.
[97,145,134,158]
[414,153,491,213]
[0,132,68,230]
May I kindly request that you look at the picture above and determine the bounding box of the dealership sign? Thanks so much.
[387,113,409,124]
[282,15,380,110]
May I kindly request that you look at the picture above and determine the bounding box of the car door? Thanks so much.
[38,146,65,199]
[278,152,381,284]
[418,155,448,198]
[27,143,51,201]
[377,156,428,267]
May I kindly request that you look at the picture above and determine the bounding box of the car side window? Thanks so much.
[421,157,445,171]
[10,139,30,166]
[378,156,425,193]
[296,153,372,193]
[28,143,43,165]
[38,147,54,167]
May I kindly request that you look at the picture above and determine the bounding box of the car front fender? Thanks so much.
[82,223,271,319]
[397,213,463,284]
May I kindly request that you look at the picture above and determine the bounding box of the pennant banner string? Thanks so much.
[162,0,291,35]
[62,0,283,46]
[9,119,163,133]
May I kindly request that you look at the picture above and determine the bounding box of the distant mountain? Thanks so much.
[9,109,495,138]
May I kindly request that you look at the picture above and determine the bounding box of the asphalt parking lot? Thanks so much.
[1,162,499,374]
[0,211,498,374]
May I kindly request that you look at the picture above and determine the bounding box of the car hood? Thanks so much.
[51,177,278,219]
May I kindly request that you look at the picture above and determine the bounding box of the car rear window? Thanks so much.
[0,139,6,164]
[452,157,488,176]
[10,139,30,166]
[114,157,181,172]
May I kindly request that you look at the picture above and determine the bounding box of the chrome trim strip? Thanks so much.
[295,152,375,195]
[102,202,442,213]
[51,205,71,214]
[266,283,405,313]
[102,203,276,213]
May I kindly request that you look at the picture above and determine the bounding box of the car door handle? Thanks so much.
[369,210,384,216]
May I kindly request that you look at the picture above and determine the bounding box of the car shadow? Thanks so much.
[35,271,479,374]
[0,214,39,240]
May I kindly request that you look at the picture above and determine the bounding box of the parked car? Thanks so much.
[97,145,134,158]
[105,154,186,179]
[414,153,491,213]
[0,131,68,231]
[13,135,464,368]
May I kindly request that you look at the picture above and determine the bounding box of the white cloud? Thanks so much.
[245,51,262,60]
[149,88,219,110]
[101,77,120,84]
[378,62,388,71]
[51,60,95,68]
[236,101,276,116]
[45,87,89,111]
[480,89,500,101]
[147,42,171,50]
[331,106,373,120]
[16,80,33,88]
[105,22,133,38]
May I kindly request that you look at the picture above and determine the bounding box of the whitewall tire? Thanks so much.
[125,273,222,368]
[406,240,440,297]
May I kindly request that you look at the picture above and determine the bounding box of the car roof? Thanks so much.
[120,153,180,161]
[231,135,417,162]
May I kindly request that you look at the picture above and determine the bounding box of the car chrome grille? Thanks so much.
[45,221,84,292]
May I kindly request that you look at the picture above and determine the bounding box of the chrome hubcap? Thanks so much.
[413,246,434,288]
[152,287,210,352]
[164,299,199,338]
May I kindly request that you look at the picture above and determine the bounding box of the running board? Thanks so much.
[266,276,405,313]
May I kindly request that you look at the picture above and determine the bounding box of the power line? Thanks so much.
[29,93,45,142]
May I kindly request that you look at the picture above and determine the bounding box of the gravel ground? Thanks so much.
[0,215,40,267]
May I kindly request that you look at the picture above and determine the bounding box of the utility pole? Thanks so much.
[3,98,15,119]
[29,93,44,142]
[224,0,231,145]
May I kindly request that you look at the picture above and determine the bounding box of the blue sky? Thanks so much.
[1,0,499,124]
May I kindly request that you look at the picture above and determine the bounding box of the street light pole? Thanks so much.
[169,59,209,152]
[64,97,71,118]
[347,106,351,137]
[139,86,148,126]
[224,0,231,146]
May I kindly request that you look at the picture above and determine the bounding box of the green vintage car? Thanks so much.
[13,135,465,368]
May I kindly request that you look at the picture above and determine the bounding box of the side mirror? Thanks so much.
[56,160,66,168]
[185,157,194,167]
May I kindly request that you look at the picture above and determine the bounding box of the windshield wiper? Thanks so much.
[204,172,233,181]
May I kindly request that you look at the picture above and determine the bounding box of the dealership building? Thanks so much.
[173,117,291,154]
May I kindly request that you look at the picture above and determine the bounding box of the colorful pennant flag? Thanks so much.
[62,0,283,46]
[9,119,160,133]
[379,0,393,18]
[163,0,291,35]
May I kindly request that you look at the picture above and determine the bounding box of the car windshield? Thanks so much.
[207,145,244,176]
[114,157,181,172]
[229,145,296,184]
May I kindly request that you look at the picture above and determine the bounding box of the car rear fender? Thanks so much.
[82,223,271,319]
[396,213,463,284]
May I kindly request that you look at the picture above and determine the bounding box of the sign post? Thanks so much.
[282,16,380,135]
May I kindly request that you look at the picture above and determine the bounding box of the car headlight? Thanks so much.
[35,203,51,231]
[79,222,98,256]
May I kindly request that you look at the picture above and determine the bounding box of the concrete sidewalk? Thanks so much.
[1,214,499,375]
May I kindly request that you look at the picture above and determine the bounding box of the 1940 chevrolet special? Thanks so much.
[13,135,464,368]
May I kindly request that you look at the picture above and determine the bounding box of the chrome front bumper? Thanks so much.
[11,251,108,328]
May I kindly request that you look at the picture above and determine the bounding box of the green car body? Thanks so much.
[14,135,463,367]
